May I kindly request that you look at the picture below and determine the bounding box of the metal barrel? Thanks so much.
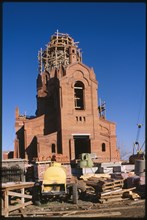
[135,160,145,176]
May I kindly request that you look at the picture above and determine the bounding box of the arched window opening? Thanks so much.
[74,81,84,110]
[51,143,56,153]
[102,143,106,152]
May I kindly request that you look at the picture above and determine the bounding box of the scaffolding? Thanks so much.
[38,30,82,73]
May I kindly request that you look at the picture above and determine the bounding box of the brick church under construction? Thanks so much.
[14,31,120,163]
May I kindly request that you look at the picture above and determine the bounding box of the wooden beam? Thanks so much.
[9,201,32,212]
[8,191,32,199]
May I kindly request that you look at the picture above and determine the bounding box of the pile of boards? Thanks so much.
[80,174,140,203]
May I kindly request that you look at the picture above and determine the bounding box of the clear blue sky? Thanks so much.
[2,2,146,159]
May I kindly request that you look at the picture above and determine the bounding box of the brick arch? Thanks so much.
[70,78,89,89]
[73,70,84,78]
[66,62,91,73]
[42,71,50,84]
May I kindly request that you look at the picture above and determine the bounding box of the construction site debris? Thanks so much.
[80,174,142,203]
[98,187,138,203]
[86,177,124,192]
[122,191,141,200]
[80,173,111,181]
[8,199,145,218]
[36,154,70,163]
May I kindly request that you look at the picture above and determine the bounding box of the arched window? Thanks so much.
[102,143,106,152]
[74,81,84,110]
[51,143,56,153]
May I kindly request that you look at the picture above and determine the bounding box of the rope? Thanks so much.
[140,141,145,150]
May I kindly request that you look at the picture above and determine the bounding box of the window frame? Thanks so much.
[74,81,85,110]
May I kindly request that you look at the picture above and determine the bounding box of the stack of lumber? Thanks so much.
[86,177,124,192]
[85,177,139,203]
[80,173,111,181]
[98,187,140,203]
[80,174,141,203]
[98,189,124,203]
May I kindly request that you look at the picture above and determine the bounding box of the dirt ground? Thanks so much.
[9,198,145,218]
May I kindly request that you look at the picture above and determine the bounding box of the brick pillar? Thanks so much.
[14,138,19,158]
[109,139,112,162]
[37,141,40,158]
[24,130,28,160]
[69,138,75,160]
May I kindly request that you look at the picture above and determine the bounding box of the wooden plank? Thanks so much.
[129,199,145,205]
[97,179,123,184]
[1,182,34,191]
[99,187,136,197]
[100,188,122,196]
[100,194,122,199]
[121,187,136,193]
[100,182,123,188]
[99,197,124,203]
[87,176,110,182]
[4,189,9,217]
[101,185,122,190]
[21,188,25,209]
[8,191,32,199]
[63,211,78,217]
[80,174,111,181]
[65,211,121,218]
[9,201,32,212]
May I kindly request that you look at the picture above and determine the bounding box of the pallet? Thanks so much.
[85,176,138,203]
[98,187,138,203]
[86,177,124,192]
[80,174,111,181]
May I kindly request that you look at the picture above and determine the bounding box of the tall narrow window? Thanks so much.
[51,143,56,153]
[102,143,106,152]
[74,81,84,110]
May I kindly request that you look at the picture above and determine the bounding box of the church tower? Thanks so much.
[14,31,120,162]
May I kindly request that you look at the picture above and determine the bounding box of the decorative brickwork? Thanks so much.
[14,31,120,162]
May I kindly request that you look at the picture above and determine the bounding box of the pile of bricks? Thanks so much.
[51,154,69,163]
[34,154,69,163]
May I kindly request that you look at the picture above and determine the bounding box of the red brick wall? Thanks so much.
[15,60,120,162]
